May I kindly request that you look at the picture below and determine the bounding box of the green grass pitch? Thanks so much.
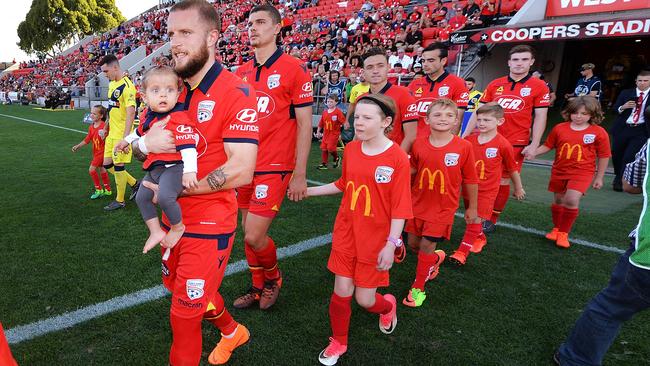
[0,104,648,365]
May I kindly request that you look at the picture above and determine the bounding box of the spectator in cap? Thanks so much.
[565,63,602,101]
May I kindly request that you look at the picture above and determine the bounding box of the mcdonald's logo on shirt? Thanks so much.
[475,160,486,180]
[325,121,333,130]
[345,181,371,216]
[559,143,582,161]
[418,168,445,193]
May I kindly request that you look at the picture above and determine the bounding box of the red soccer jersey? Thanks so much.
[465,133,517,194]
[161,62,259,235]
[408,71,470,137]
[410,135,478,224]
[236,49,313,172]
[332,141,413,264]
[481,74,551,146]
[357,82,418,147]
[319,107,345,138]
[543,122,612,179]
[136,106,198,170]
[84,121,106,158]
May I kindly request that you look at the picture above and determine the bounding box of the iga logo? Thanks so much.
[444,153,460,166]
[256,91,276,119]
[186,279,205,300]
[583,134,596,144]
[486,147,498,158]
[302,82,313,92]
[496,96,525,113]
[375,166,394,184]
[236,109,258,123]
[438,86,450,97]
[255,184,269,199]
[197,100,215,123]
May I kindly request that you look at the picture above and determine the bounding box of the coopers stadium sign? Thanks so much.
[450,18,650,45]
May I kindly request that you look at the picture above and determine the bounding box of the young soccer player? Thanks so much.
[316,95,348,170]
[72,105,112,199]
[305,94,413,365]
[450,103,525,263]
[403,99,479,307]
[534,96,611,248]
[114,65,199,253]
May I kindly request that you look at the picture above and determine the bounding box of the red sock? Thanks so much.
[169,312,203,366]
[559,208,579,233]
[203,293,238,336]
[0,323,17,366]
[458,223,481,255]
[321,150,329,164]
[100,171,111,191]
[551,204,565,228]
[254,237,280,280]
[413,251,439,291]
[331,151,338,161]
[490,185,511,223]
[364,293,391,314]
[245,242,265,289]
[89,170,101,189]
[329,293,352,345]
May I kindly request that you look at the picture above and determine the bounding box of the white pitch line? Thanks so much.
[6,234,332,345]
[0,113,86,135]
[308,178,625,254]
[3,115,626,344]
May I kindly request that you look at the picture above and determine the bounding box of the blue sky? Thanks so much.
[0,0,159,62]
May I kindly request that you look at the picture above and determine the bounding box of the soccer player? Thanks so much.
[407,42,469,137]
[403,99,478,307]
[71,105,112,199]
[316,95,348,170]
[304,94,412,365]
[233,4,313,310]
[465,77,482,113]
[114,66,199,254]
[99,54,141,211]
[452,103,525,261]
[352,47,418,153]
[132,1,259,364]
[465,44,550,233]
[534,96,611,248]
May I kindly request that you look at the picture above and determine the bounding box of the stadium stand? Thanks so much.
[0,0,525,104]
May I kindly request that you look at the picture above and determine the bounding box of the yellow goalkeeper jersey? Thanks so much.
[107,76,136,139]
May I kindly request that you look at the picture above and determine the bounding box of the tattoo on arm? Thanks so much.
[207,168,227,191]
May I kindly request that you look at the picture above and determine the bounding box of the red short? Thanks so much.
[502,146,525,178]
[162,232,235,319]
[237,172,292,218]
[91,153,104,167]
[405,218,453,240]
[327,249,389,288]
[548,175,592,194]
[320,135,340,152]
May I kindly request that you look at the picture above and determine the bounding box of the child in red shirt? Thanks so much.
[71,105,112,199]
[534,96,611,248]
[316,95,348,170]
[404,99,479,307]
[457,103,525,258]
[115,66,199,255]
[305,94,413,366]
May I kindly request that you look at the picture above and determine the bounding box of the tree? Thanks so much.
[17,0,125,57]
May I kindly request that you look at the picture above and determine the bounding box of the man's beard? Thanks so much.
[174,44,210,80]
